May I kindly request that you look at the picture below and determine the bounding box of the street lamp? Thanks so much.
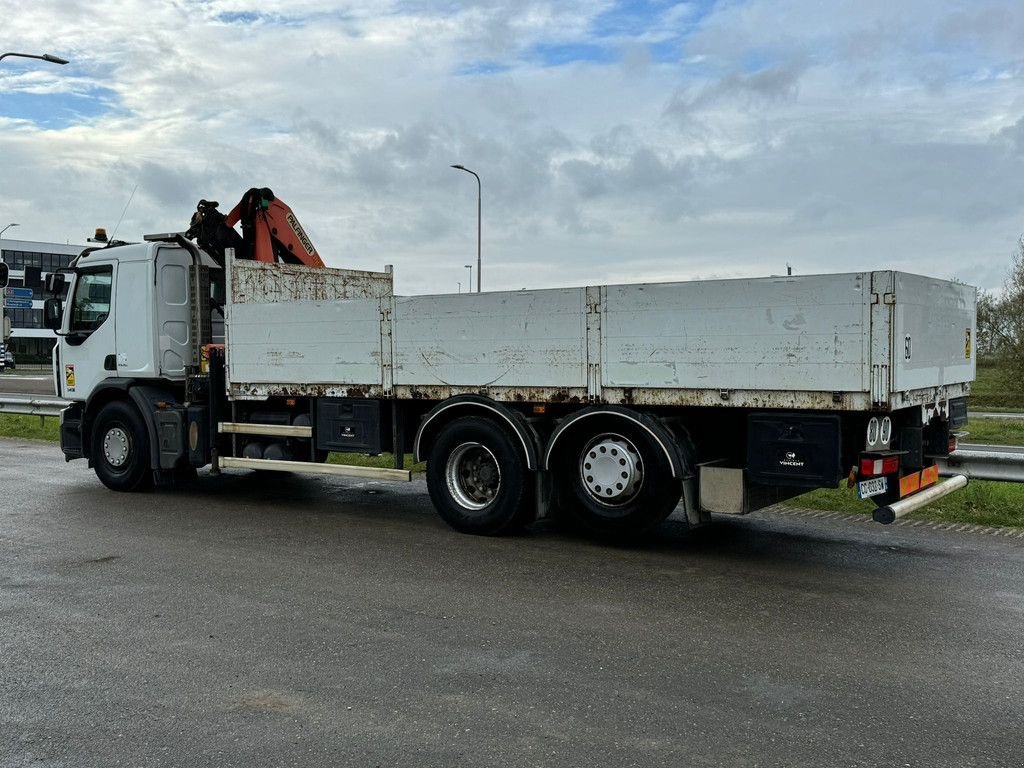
[450,164,481,292]
[464,264,473,290]
[0,223,18,238]
[0,52,69,66]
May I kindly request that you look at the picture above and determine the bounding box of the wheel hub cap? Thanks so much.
[580,435,643,505]
[103,427,130,468]
[446,442,501,511]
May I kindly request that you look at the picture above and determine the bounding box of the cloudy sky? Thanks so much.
[1,0,1023,294]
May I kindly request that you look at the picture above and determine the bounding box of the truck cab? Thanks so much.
[46,238,220,488]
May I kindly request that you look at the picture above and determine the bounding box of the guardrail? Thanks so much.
[938,444,1024,483]
[0,395,69,418]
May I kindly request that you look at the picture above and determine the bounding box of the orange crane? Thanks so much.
[186,187,325,268]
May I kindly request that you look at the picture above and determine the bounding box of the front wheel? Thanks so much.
[91,401,153,492]
[426,416,535,535]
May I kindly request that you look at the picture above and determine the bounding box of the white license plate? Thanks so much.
[858,476,888,499]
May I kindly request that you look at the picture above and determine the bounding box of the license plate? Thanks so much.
[858,476,887,499]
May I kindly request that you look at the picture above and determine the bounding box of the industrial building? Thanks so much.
[1,237,84,361]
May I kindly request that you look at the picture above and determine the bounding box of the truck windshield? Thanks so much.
[69,267,113,333]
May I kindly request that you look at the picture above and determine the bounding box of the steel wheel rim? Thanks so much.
[446,441,501,511]
[579,433,643,507]
[103,426,131,469]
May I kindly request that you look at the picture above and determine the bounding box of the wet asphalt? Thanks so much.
[1,438,1023,767]
[0,371,57,397]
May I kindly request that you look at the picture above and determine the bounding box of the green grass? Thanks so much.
[970,360,1024,411]
[0,414,60,442]
[961,417,1024,445]
[790,480,1024,528]
[328,452,425,473]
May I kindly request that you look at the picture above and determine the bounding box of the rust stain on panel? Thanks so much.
[231,260,393,304]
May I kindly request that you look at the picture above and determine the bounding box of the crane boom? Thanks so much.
[186,187,325,268]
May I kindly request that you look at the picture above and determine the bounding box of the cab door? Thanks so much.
[59,264,116,400]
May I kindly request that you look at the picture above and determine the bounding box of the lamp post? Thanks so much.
[450,164,481,292]
[0,223,18,238]
[0,52,69,66]
[464,264,473,290]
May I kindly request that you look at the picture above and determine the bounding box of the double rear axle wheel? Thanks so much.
[562,423,682,538]
[426,416,682,539]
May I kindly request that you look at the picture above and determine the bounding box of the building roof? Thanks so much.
[0,238,88,256]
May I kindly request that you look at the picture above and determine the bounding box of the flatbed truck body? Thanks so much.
[47,238,977,537]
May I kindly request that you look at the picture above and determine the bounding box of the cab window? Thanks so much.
[69,267,113,333]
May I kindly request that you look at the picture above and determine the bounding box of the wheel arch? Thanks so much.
[82,379,138,462]
[413,395,541,470]
[83,379,182,470]
[543,406,689,478]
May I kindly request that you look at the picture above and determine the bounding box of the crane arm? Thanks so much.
[187,187,325,268]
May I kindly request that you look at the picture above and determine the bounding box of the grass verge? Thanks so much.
[790,480,1024,528]
[960,417,1024,445]
[970,360,1024,411]
[327,452,425,473]
[0,414,60,441]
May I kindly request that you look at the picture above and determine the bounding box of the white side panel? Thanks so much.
[231,260,392,303]
[114,260,156,377]
[602,274,870,392]
[156,248,193,379]
[891,273,976,393]
[228,299,382,387]
[393,290,587,388]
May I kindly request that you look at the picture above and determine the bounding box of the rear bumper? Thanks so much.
[873,474,969,524]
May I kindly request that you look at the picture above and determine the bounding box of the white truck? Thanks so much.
[43,234,976,537]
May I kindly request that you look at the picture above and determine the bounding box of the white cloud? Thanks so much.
[0,0,1022,294]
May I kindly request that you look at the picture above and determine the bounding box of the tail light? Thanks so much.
[860,455,900,477]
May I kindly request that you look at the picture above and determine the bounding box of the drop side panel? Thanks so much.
[891,273,977,395]
[602,274,871,393]
[392,290,588,390]
[225,258,393,398]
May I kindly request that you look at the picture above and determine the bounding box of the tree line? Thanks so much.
[976,237,1024,369]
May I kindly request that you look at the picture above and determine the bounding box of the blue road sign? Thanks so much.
[4,287,33,299]
[3,298,33,309]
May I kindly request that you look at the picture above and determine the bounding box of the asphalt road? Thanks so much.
[0,371,56,397]
[2,439,1024,768]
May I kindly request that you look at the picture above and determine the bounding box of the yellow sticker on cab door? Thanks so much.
[64,364,75,389]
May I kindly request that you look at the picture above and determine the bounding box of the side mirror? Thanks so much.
[43,298,63,331]
[45,272,66,295]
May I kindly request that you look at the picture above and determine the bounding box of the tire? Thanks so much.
[560,421,681,539]
[426,416,535,535]
[91,401,153,492]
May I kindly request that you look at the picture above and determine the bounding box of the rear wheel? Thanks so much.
[426,416,535,535]
[91,401,153,492]
[561,422,681,539]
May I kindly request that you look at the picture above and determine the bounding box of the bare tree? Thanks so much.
[976,237,1024,370]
